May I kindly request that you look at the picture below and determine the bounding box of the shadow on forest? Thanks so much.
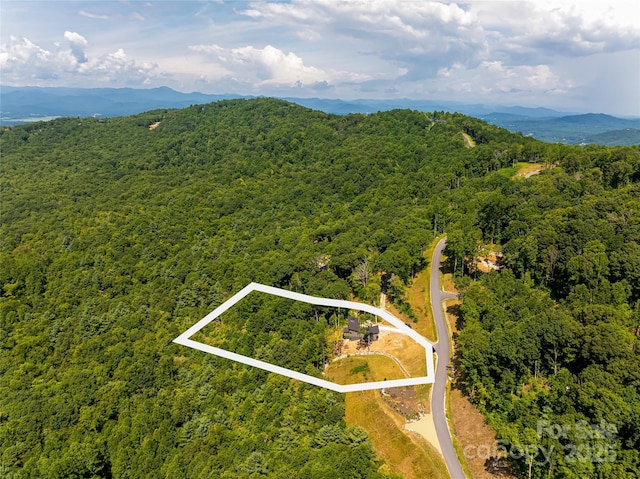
[447,303,463,331]
[440,259,454,276]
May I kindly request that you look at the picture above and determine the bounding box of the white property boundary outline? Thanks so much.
[174,282,435,393]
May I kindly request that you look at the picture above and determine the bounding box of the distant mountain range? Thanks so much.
[479,112,640,145]
[2,85,638,145]
[0,86,234,121]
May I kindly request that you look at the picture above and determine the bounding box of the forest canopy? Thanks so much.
[1,98,639,478]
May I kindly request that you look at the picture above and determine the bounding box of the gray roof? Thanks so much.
[347,316,359,332]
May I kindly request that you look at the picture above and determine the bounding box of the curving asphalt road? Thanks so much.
[430,237,466,479]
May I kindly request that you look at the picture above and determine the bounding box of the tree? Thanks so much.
[241,452,268,476]
[353,258,371,287]
[567,240,609,300]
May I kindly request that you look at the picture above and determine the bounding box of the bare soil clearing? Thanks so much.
[462,132,476,148]
[382,385,427,421]
[513,163,543,178]
[406,414,442,455]
[450,389,516,479]
[475,251,503,273]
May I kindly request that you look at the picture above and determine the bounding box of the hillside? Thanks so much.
[1,100,639,478]
[482,112,640,145]
[584,128,640,146]
[0,100,501,478]
[3,86,638,146]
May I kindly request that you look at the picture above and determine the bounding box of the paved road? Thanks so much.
[430,237,466,479]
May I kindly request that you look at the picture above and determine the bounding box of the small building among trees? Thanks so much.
[342,316,379,343]
[343,316,362,341]
[368,325,380,342]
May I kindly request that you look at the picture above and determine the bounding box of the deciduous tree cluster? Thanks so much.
[446,142,640,478]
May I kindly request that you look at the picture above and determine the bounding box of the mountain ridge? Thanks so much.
[1,85,638,145]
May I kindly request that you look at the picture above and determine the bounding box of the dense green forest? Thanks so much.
[446,145,640,477]
[1,98,638,478]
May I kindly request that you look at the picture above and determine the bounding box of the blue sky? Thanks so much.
[1,1,639,116]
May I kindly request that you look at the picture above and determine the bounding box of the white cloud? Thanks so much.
[1,1,637,114]
[241,0,488,75]
[470,1,640,63]
[223,0,638,113]
[431,60,573,106]
[480,61,572,94]
[64,31,87,46]
[0,36,54,80]
[0,36,50,65]
[243,0,477,33]
[0,33,158,86]
[189,43,370,87]
[239,0,640,75]
[64,31,88,64]
[78,10,111,20]
[77,48,157,84]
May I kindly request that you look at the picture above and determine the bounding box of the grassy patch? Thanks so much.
[445,298,462,335]
[494,165,519,177]
[392,335,427,377]
[414,383,432,414]
[350,362,370,376]
[345,390,450,479]
[403,236,441,342]
[327,355,406,385]
[403,239,438,412]
[491,161,539,178]
[407,267,437,342]
[442,272,458,295]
